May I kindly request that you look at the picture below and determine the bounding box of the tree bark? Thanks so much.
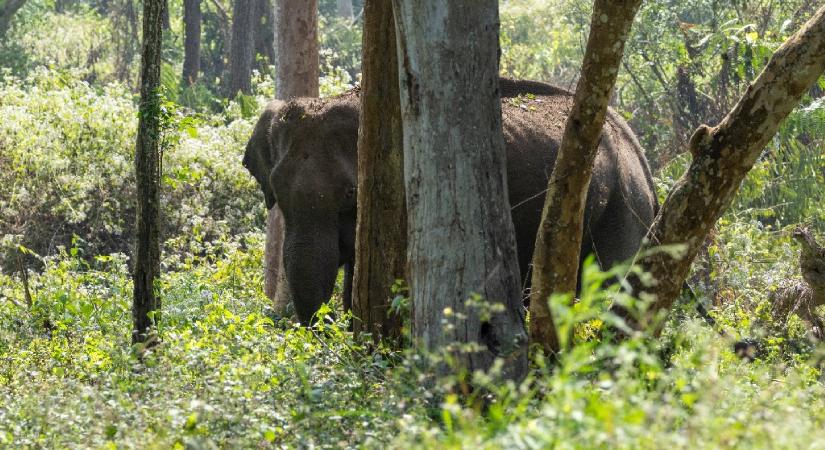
[352,0,405,342]
[182,0,202,86]
[0,0,28,39]
[275,0,319,98]
[617,4,825,334]
[133,0,165,344]
[253,0,276,74]
[529,0,642,355]
[393,0,527,379]
[266,0,319,315]
[226,0,255,96]
[162,0,170,29]
[337,0,354,19]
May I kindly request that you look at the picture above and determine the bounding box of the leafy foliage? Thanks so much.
[0,0,823,447]
[0,69,264,270]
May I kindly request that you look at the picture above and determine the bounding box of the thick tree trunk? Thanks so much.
[133,0,165,344]
[275,0,319,98]
[529,0,642,355]
[617,4,825,334]
[337,0,353,19]
[266,0,319,315]
[352,0,405,342]
[253,0,276,74]
[226,0,255,96]
[182,0,202,85]
[0,0,27,39]
[393,0,527,379]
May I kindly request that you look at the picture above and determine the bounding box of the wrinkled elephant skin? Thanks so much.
[243,79,657,325]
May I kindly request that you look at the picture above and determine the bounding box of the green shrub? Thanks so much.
[0,69,265,270]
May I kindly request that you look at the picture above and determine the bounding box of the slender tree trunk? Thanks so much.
[337,0,354,19]
[266,0,319,314]
[226,0,256,96]
[616,4,825,334]
[529,0,642,355]
[253,0,276,74]
[133,0,165,344]
[162,0,170,29]
[0,0,28,39]
[182,0,202,86]
[111,0,139,86]
[352,0,405,342]
[393,0,527,379]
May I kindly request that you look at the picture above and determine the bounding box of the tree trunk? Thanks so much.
[529,0,642,355]
[253,0,275,74]
[182,0,202,86]
[616,4,825,334]
[0,0,28,39]
[266,0,319,315]
[226,0,255,97]
[393,0,527,379]
[111,0,139,87]
[352,0,405,342]
[162,0,170,29]
[275,0,319,98]
[133,0,165,344]
[337,0,353,19]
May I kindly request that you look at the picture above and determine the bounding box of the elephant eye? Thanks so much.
[346,187,356,198]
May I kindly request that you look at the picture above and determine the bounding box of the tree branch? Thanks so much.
[617,4,825,334]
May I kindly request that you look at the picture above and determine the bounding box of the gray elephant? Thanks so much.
[243,79,657,325]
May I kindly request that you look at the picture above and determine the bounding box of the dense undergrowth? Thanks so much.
[1,0,825,448]
[1,225,824,448]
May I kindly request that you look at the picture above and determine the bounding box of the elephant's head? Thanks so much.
[243,95,360,325]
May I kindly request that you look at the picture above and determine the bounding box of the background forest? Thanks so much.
[0,0,824,448]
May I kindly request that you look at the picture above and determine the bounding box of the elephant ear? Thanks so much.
[244,100,288,209]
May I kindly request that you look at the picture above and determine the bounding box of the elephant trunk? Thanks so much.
[282,221,340,326]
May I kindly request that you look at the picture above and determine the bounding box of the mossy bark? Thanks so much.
[133,0,165,344]
[529,0,642,356]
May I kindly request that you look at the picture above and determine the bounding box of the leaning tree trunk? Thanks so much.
[182,0,202,86]
[0,0,28,39]
[617,4,825,334]
[253,0,276,74]
[393,0,528,379]
[265,0,319,314]
[226,0,255,97]
[529,0,643,355]
[133,0,164,344]
[352,0,405,343]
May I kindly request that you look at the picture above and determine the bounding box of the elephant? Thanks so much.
[243,78,658,325]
